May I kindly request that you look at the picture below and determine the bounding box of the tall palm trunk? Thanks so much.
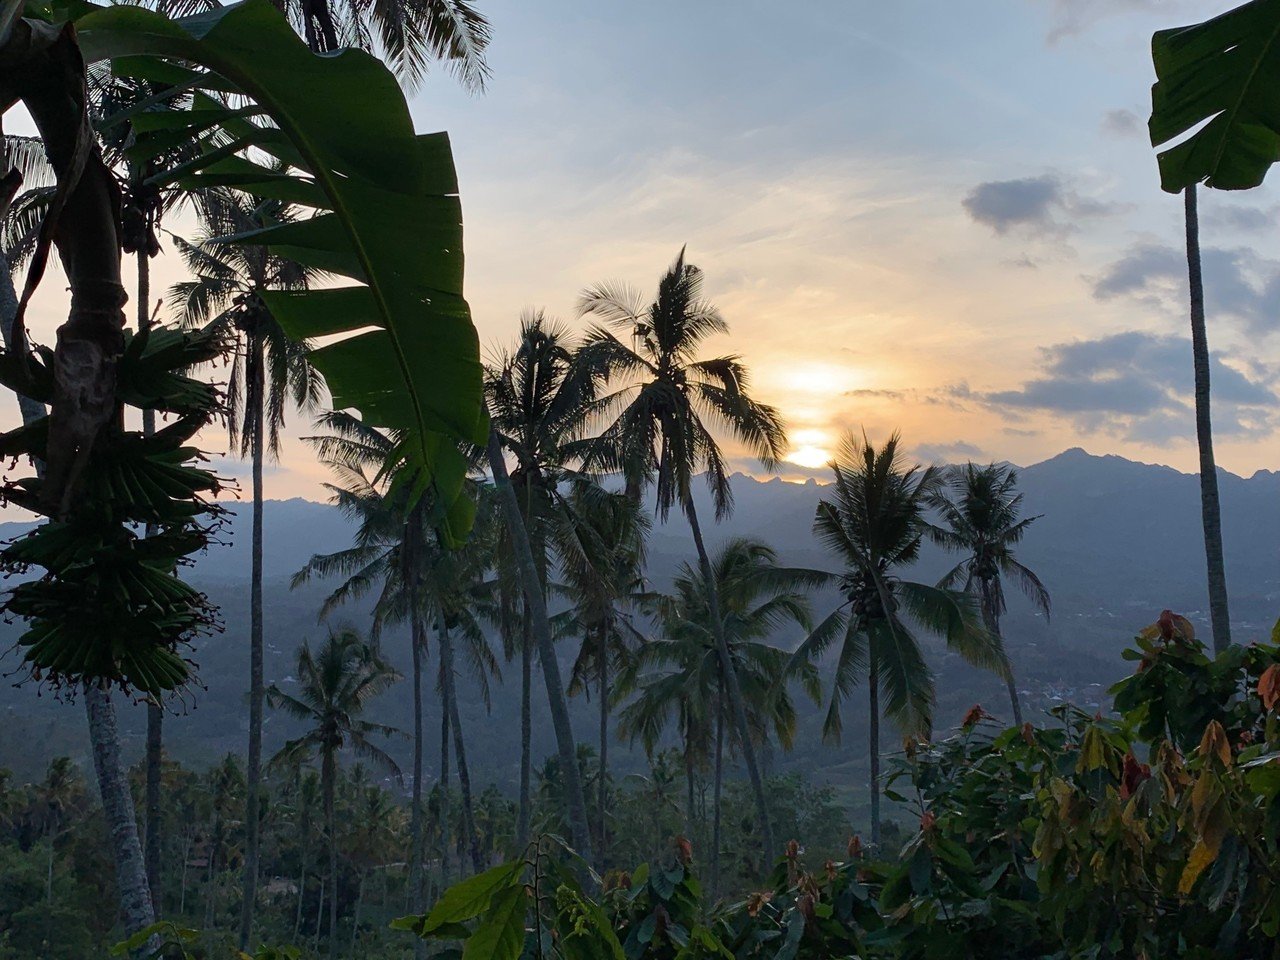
[139,248,165,911]
[684,738,697,842]
[486,427,594,861]
[293,829,308,941]
[439,697,451,885]
[597,623,609,865]
[409,615,426,960]
[711,686,724,898]
[1185,184,1232,653]
[323,750,338,960]
[868,654,881,848]
[439,621,483,874]
[683,495,776,859]
[4,264,155,939]
[240,334,266,950]
[87,687,158,937]
[517,619,532,850]
[981,585,1022,726]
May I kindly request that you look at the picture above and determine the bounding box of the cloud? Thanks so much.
[980,331,1278,444]
[914,440,985,464]
[1091,242,1280,337]
[1041,0,1186,43]
[1100,108,1143,139]
[1206,204,1278,233]
[962,174,1117,237]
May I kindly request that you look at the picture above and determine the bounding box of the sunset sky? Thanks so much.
[10,0,1280,503]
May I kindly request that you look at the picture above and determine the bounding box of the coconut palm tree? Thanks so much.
[1183,185,1232,653]
[619,537,821,889]
[267,628,401,960]
[294,415,498,881]
[169,189,324,942]
[929,462,1050,726]
[486,311,602,847]
[266,0,491,89]
[555,484,650,862]
[577,247,789,857]
[791,433,1005,847]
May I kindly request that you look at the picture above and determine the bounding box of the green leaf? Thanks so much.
[1149,0,1280,191]
[418,861,523,935]
[463,884,527,960]
[76,0,486,539]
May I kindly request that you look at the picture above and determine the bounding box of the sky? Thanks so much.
[10,0,1280,504]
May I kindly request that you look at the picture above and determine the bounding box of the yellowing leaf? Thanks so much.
[1179,839,1217,894]
[1197,720,1232,768]
[1259,663,1280,712]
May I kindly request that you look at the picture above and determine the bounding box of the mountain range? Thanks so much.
[1,447,1276,806]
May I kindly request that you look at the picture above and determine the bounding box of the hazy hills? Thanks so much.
[1,447,1277,807]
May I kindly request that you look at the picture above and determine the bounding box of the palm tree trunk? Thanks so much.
[597,625,609,866]
[981,588,1023,726]
[1184,184,1232,653]
[350,873,365,950]
[486,426,594,861]
[868,654,881,848]
[324,750,338,960]
[294,833,308,941]
[684,742,697,841]
[682,495,776,860]
[409,615,426,960]
[240,334,266,951]
[135,248,166,914]
[517,617,532,850]
[711,686,724,898]
[86,687,157,937]
[439,621,483,874]
[439,694,451,886]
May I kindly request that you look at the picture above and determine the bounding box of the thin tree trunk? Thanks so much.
[409,615,426,960]
[486,426,594,861]
[684,743,697,842]
[711,685,724,898]
[439,693,451,887]
[294,833,308,941]
[982,589,1022,726]
[350,873,365,950]
[1185,184,1232,653]
[86,686,158,938]
[597,624,608,866]
[313,876,324,955]
[517,618,532,850]
[240,336,266,950]
[683,496,776,859]
[324,751,337,960]
[439,621,483,874]
[136,248,165,913]
[868,654,881,848]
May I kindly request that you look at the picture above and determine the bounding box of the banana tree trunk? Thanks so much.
[87,687,158,937]
[1185,184,1233,653]
[439,693,451,886]
[683,495,776,860]
[868,654,881,849]
[240,334,266,951]
[486,426,594,861]
[439,621,483,874]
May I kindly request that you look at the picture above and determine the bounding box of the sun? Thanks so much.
[785,428,833,469]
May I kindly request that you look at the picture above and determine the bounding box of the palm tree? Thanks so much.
[929,462,1050,726]
[555,485,651,863]
[1183,185,1232,653]
[791,433,1005,846]
[294,415,498,883]
[169,190,324,945]
[485,312,603,858]
[267,628,401,960]
[268,0,491,89]
[577,247,788,857]
[619,538,821,889]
